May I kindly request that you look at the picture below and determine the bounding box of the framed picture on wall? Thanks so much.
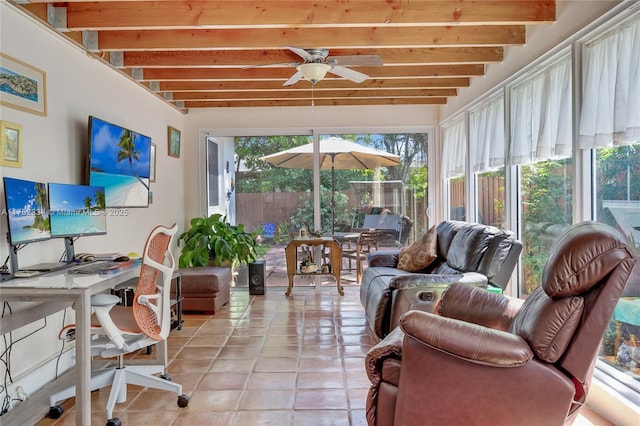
[0,53,47,116]
[168,126,181,158]
[0,120,23,168]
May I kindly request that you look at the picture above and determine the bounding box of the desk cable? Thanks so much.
[0,302,47,416]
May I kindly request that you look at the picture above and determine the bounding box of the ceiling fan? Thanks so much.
[250,46,383,86]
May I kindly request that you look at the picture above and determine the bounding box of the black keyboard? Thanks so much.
[67,261,113,275]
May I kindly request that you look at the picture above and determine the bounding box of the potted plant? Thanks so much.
[178,213,258,270]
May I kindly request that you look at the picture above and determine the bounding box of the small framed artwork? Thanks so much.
[0,120,23,168]
[149,143,156,182]
[0,53,47,116]
[168,126,181,158]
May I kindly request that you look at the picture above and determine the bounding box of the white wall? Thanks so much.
[0,0,185,398]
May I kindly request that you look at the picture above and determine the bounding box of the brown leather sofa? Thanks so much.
[360,220,522,339]
[365,221,636,426]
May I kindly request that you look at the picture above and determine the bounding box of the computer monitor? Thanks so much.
[48,182,107,238]
[2,177,51,246]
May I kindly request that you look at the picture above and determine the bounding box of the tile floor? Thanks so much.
[37,284,376,426]
[34,250,613,426]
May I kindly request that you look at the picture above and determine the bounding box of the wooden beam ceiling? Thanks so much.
[17,0,556,110]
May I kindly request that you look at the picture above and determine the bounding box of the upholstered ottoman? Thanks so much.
[172,266,232,314]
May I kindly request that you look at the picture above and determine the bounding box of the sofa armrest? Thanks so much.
[399,310,533,366]
[438,282,524,331]
[365,326,404,386]
[388,272,486,290]
[367,250,400,267]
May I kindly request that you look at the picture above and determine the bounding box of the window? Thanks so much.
[469,93,506,227]
[580,15,640,385]
[442,116,467,221]
[320,133,429,243]
[509,54,574,297]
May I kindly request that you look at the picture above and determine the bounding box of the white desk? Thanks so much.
[0,264,142,425]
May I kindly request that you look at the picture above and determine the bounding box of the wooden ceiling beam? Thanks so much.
[123,48,503,67]
[182,97,448,108]
[132,64,485,81]
[95,26,524,51]
[169,88,457,100]
[54,1,555,29]
[155,78,470,91]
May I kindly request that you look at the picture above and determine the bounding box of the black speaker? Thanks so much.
[249,260,266,295]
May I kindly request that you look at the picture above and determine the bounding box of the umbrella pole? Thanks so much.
[331,154,336,235]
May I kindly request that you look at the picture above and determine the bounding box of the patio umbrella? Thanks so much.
[260,136,401,233]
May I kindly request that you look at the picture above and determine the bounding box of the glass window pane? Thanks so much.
[448,176,466,221]
[595,143,640,382]
[476,168,505,228]
[319,133,429,244]
[519,158,573,297]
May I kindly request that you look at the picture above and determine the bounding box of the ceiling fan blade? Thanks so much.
[329,66,369,83]
[283,70,304,86]
[286,46,314,62]
[243,62,300,69]
[327,55,383,67]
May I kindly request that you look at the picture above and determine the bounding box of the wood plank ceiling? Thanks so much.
[17,0,556,110]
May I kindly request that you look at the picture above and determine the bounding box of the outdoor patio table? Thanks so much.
[285,237,343,296]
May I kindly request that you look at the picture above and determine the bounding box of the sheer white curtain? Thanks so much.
[510,55,572,165]
[579,15,640,148]
[469,93,505,172]
[441,115,467,179]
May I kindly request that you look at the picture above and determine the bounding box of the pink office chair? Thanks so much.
[48,224,189,426]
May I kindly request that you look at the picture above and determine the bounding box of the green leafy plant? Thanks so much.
[178,213,258,269]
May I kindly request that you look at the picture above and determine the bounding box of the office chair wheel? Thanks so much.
[48,405,64,419]
[177,394,190,407]
[160,373,171,381]
[106,417,121,426]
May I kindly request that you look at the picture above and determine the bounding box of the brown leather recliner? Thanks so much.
[365,221,636,426]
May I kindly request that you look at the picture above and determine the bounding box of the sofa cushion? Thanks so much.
[509,287,584,363]
[446,224,498,272]
[397,226,437,272]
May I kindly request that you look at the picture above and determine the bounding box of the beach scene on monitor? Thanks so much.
[49,184,107,237]
[88,117,151,207]
[4,178,51,245]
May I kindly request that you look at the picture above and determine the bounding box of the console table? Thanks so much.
[285,237,343,296]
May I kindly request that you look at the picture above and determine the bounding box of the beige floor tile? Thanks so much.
[292,409,350,426]
[254,356,299,372]
[297,371,345,389]
[187,389,243,411]
[247,372,298,389]
[294,389,349,410]
[239,389,295,410]
[172,410,234,426]
[197,372,249,390]
[232,410,292,426]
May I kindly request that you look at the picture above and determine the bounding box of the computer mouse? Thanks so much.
[113,255,130,262]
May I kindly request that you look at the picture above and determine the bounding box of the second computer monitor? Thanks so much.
[48,182,107,238]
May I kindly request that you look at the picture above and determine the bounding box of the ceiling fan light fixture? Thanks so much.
[297,63,331,83]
